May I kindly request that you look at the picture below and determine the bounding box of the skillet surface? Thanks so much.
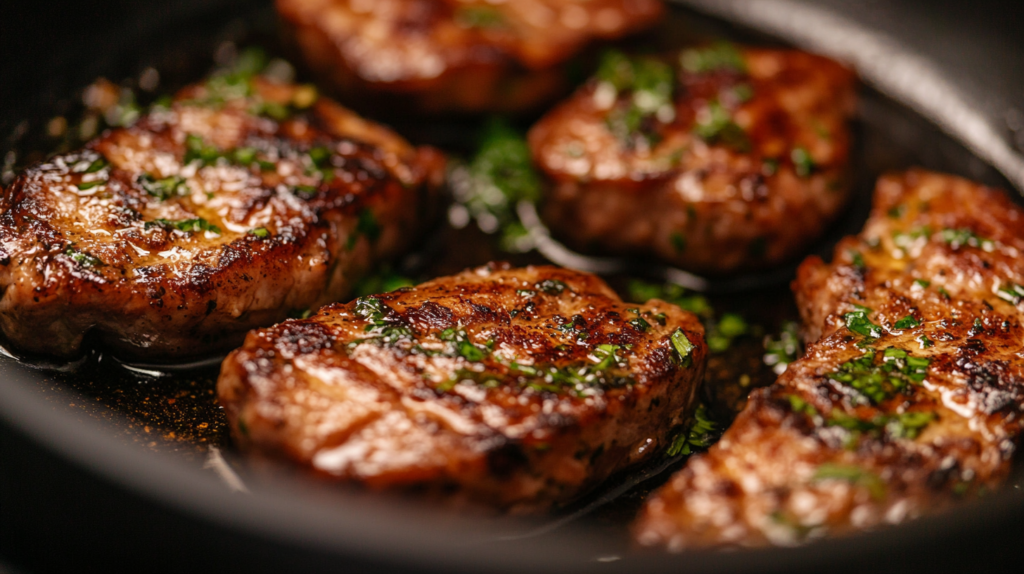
[1,1,1023,572]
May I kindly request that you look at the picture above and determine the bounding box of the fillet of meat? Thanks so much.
[277,0,664,115]
[529,45,857,273]
[0,72,445,360]
[217,263,707,511]
[635,170,1024,548]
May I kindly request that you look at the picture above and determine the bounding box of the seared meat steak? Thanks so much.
[635,170,1024,548]
[0,72,444,360]
[529,45,856,273]
[277,0,664,115]
[218,264,706,511]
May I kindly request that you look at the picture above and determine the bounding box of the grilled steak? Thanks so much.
[277,0,664,115]
[529,45,856,273]
[0,71,444,360]
[635,170,1024,548]
[217,263,706,511]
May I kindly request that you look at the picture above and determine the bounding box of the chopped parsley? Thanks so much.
[64,246,104,267]
[75,180,104,191]
[764,321,802,375]
[842,305,882,338]
[145,217,221,234]
[597,50,675,146]
[628,280,711,318]
[248,227,269,238]
[353,296,412,345]
[893,315,921,330]
[671,328,695,367]
[996,283,1024,305]
[667,404,719,457]
[827,349,931,404]
[347,209,382,250]
[706,313,748,353]
[679,41,747,74]
[791,147,815,177]
[812,463,886,500]
[139,174,189,200]
[693,99,749,150]
[454,6,505,28]
[450,118,541,248]
[941,227,994,252]
[535,279,567,295]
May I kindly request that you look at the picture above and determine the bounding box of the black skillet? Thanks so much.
[2,1,1024,572]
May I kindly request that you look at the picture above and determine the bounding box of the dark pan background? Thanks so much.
[1,1,1023,573]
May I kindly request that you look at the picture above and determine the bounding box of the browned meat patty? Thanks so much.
[277,0,664,115]
[529,45,857,274]
[217,263,707,511]
[0,73,445,360]
[634,170,1024,549]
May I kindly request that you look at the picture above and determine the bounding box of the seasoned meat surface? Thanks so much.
[635,170,1024,548]
[218,263,707,511]
[277,0,664,115]
[530,46,856,273]
[0,73,444,360]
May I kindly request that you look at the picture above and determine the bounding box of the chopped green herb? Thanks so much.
[764,321,802,375]
[893,315,921,330]
[791,147,815,177]
[842,306,882,338]
[693,99,749,151]
[917,334,933,349]
[680,41,747,74]
[667,404,719,457]
[139,174,189,200]
[887,204,905,219]
[75,180,104,191]
[827,349,931,404]
[671,329,695,367]
[145,217,221,234]
[597,50,675,146]
[183,134,222,167]
[454,6,505,28]
[353,296,412,346]
[535,279,567,295]
[849,250,866,271]
[353,266,414,297]
[941,227,994,252]
[996,283,1024,305]
[706,313,748,353]
[81,157,108,174]
[887,411,936,440]
[914,279,931,289]
[812,463,886,500]
[248,227,269,238]
[629,317,651,333]
[348,209,381,250]
[627,280,711,318]
[63,246,104,267]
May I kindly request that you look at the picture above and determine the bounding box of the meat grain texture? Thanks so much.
[218,264,707,511]
[277,0,664,114]
[0,71,444,360]
[530,45,857,273]
[635,170,1024,548]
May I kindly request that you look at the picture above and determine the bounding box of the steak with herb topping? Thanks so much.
[277,0,664,115]
[529,45,856,273]
[635,170,1024,548]
[217,263,707,511]
[0,62,445,360]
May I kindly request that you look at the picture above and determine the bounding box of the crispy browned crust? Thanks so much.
[635,170,1024,548]
[0,78,445,360]
[530,48,857,273]
[277,0,664,114]
[217,263,707,511]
